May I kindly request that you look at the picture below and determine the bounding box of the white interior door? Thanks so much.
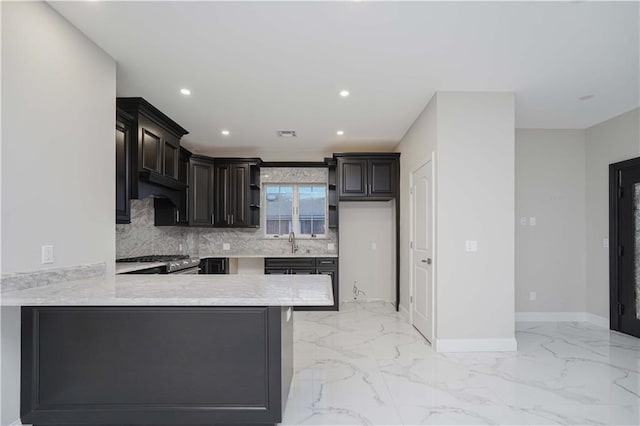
[411,160,433,342]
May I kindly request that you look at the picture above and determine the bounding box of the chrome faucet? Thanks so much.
[288,231,299,254]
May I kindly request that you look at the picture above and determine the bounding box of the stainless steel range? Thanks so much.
[116,255,201,274]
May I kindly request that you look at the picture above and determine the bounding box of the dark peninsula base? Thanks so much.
[21,306,293,426]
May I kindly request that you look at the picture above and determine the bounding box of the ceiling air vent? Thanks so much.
[276,130,297,138]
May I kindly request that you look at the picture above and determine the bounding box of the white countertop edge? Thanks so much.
[0,274,334,307]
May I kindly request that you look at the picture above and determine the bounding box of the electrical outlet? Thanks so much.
[520,217,527,226]
[179,244,183,252]
[530,291,537,301]
[41,245,54,264]
[603,238,609,249]
[371,242,377,250]
[327,243,335,251]
[223,243,230,251]
[529,217,537,226]
[465,240,478,252]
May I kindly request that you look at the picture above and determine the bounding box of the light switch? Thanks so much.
[41,245,54,264]
[530,291,537,301]
[327,243,335,251]
[371,242,377,250]
[529,217,537,226]
[520,217,527,226]
[465,240,478,252]
[223,243,230,250]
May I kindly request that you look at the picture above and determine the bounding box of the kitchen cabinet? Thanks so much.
[264,257,338,310]
[116,98,189,200]
[190,156,215,226]
[116,109,134,224]
[327,160,338,228]
[213,159,261,228]
[199,258,229,274]
[335,153,399,200]
[154,147,192,226]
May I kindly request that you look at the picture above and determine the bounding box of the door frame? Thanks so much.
[409,153,436,341]
[609,156,640,331]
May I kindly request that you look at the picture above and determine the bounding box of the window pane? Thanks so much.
[298,185,326,235]
[265,185,293,235]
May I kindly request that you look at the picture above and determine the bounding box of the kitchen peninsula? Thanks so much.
[3,273,333,426]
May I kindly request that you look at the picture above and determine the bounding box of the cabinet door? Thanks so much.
[190,159,215,226]
[140,127,162,174]
[368,159,396,198]
[115,114,132,223]
[338,158,368,199]
[230,163,250,226]
[177,149,190,224]
[213,163,231,226]
[163,137,179,180]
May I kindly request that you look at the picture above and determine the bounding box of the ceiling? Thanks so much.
[50,1,639,159]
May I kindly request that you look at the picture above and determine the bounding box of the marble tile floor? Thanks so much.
[281,302,640,425]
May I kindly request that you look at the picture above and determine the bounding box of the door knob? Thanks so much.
[421,258,432,264]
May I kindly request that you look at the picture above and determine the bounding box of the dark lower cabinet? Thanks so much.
[199,257,229,274]
[21,306,293,426]
[265,257,338,311]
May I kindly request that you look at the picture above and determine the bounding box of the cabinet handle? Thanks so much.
[211,213,214,225]
[176,210,179,223]
[231,214,234,225]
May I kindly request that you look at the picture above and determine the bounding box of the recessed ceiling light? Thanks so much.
[336,130,345,136]
[339,90,350,97]
[579,94,594,101]
[180,88,191,96]
[221,130,230,136]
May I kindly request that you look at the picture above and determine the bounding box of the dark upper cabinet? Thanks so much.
[214,159,260,228]
[190,156,215,226]
[116,98,189,200]
[336,154,399,200]
[338,158,368,198]
[116,109,133,224]
[154,147,192,226]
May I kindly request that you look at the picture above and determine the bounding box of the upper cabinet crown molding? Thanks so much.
[116,97,189,139]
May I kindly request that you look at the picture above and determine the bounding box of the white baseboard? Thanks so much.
[398,304,410,321]
[516,311,609,328]
[584,313,609,328]
[9,419,23,426]
[435,337,517,353]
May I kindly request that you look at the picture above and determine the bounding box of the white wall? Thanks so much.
[395,92,516,350]
[394,95,438,312]
[1,2,116,424]
[585,108,640,319]
[436,92,515,348]
[515,129,586,314]
[339,202,395,303]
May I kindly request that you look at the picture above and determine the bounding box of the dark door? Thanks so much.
[190,159,214,226]
[214,163,231,226]
[230,163,249,226]
[163,136,179,180]
[338,158,368,198]
[369,159,396,197]
[139,126,162,174]
[611,158,640,338]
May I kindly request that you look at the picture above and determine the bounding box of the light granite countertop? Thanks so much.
[0,274,333,307]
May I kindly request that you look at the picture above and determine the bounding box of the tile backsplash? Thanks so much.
[115,167,338,259]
